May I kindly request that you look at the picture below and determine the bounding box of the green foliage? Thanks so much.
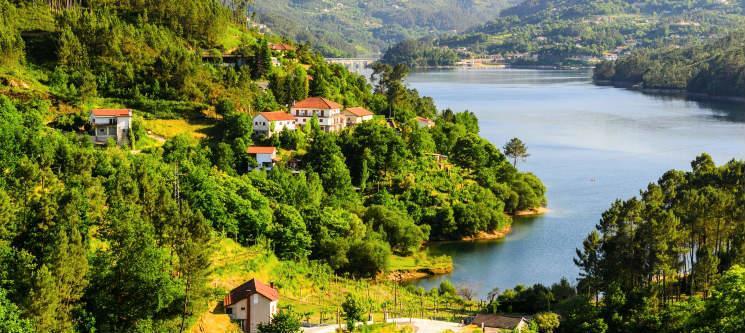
[385,0,745,67]
[363,205,427,256]
[597,30,745,98]
[344,238,391,278]
[438,280,457,296]
[342,293,365,332]
[534,312,560,333]
[270,204,311,260]
[694,265,745,332]
[380,39,459,68]
[258,309,302,333]
[503,138,530,168]
[0,0,24,66]
[567,154,745,332]
[0,288,33,333]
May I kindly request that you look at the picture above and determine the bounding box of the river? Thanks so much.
[405,68,745,297]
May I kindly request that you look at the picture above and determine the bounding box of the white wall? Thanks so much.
[253,115,296,137]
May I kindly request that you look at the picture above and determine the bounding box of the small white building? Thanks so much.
[253,111,296,137]
[247,146,279,170]
[343,107,375,126]
[290,97,346,132]
[90,109,132,145]
[224,279,279,333]
[415,116,435,129]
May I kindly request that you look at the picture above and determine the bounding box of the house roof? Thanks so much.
[416,116,434,124]
[257,111,295,122]
[270,43,296,51]
[224,279,279,306]
[91,109,131,117]
[292,97,343,110]
[344,107,374,117]
[247,146,277,155]
[471,314,530,330]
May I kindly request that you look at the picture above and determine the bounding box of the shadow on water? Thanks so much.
[638,92,745,123]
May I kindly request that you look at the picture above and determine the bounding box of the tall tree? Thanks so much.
[503,137,530,167]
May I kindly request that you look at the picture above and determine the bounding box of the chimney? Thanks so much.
[270,282,275,289]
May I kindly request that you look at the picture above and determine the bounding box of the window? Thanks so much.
[226,308,233,314]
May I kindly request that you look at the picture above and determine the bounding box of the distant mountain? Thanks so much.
[250,0,518,57]
[382,0,745,67]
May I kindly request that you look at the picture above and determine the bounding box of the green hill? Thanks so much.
[0,1,546,332]
[250,0,518,56]
[382,0,745,67]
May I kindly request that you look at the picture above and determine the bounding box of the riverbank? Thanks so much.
[387,254,454,282]
[594,80,745,104]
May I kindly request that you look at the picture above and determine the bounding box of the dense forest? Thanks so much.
[478,155,745,333]
[594,29,745,98]
[382,0,745,67]
[0,0,546,331]
[249,0,518,57]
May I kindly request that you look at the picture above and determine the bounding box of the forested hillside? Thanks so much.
[594,29,745,98]
[250,0,518,57]
[472,155,745,333]
[0,0,546,331]
[382,0,745,67]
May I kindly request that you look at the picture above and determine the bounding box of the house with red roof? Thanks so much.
[224,278,280,333]
[270,43,296,52]
[415,116,435,129]
[290,97,345,132]
[343,107,375,126]
[89,109,132,145]
[247,146,279,170]
[253,111,296,137]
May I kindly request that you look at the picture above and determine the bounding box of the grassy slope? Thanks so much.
[197,238,466,332]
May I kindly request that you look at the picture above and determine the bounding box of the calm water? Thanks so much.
[405,68,745,297]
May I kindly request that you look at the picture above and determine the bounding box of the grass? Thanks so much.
[142,118,215,140]
[195,238,476,332]
[219,24,258,52]
[389,253,452,273]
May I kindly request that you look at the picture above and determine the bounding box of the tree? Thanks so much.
[342,293,364,332]
[270,205,311,260]
[257,309,302,333]
[534,312,560,333]
[438,280,456,296]
[253,38,273,79]
[695,265,745,332]
[0,288,33,333]
[503,138,530,167]
[344,238,391,278]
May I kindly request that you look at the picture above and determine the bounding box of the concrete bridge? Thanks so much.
[326,58,378,72]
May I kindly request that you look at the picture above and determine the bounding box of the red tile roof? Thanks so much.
[416,116,434,123]
[345,107,374,117]
[292,97,343,110]
[257,111,295,121]
[224,279,279,306]
[270,43,296,51]
[247,146,277,155]
[91,109,131,117]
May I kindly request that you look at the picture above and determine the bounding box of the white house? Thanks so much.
[343,107,375,126]
[253,111,296,137]
[290,97,346,132]
[247,146,278,170]
[224,279,279,333]
[90,109,132,145]
[415,116,435,129]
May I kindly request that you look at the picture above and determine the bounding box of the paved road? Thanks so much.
[301,318,462,333]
